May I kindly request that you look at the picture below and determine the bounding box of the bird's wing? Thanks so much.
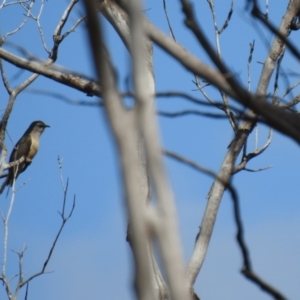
[9,134,33,178]
[9,134,32,162]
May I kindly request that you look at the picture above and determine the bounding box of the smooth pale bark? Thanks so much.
[186,0,300,286]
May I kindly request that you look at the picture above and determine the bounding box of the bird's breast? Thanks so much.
[28,138,39,159]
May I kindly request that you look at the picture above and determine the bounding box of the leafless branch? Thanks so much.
[0,159,75,298]
[244,165,272,172]
[279,79,300,103]
[22,0,49,53]
[280,93,300,109]
[193,76,217,106]
[229,173,287,300]
[233,128,273,174]
[12,244,27,294]
[0,47,101,96]
[162,0,176,41]
[50,0,81,60]
[247,40,255,91]
[83,2,163,299]
[146,3,300,144]
[0,167,19,300]
[164,149,222,180]
[0,0,34,43]
[0,59,12,95]
[163,149,279,299]
[0,156,30,174]
[207,0,221,55]
[218,0,234,34]
[157,90,223,107]
[0,0,31,9]
[0,0,83,158]
[127,0,190,297]
[98,0,131,51]
[164,147,281,300]
[250,1,300,61]
[273,52,284,101]
[18,161,75,289]
[158,109,232,119]
[181,0,300,289]
[61,15,87,41]
[205,0,237,132]
[27,89,102,106]
[25,282,29,300]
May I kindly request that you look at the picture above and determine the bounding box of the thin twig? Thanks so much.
[0,0,34,43]
[229,174,287,300]
[280,93,300,109]
[205,0,237,132]
[0,59,12,95]
[251,3,300,61]
[25,283,29,300]
[193,76,219,107]
[3,174,17,268]
[218,0,234,34]
[158,109,232,119]
[61,16,87,40]
[162,0,176,41]
[27,89,102,106]
[50,0,81,60]
[272,52,284,103]
[244,165,272,172]
[279,79,300,103]
[18,162,75,289]
[23,0,50,53]
[247,40,255,91]
[233,128,273,174]
[0,0,31,9]
[164,147,287,300]
[156,91,235,109]
[11,244,27,291]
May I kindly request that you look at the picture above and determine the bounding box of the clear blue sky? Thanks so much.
[0,0,299,299]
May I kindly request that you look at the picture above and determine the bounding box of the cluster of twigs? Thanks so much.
[0,156,75,299]
[0,0,298,300]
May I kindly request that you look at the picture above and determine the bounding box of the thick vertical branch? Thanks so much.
[83,2,159,299]
[99,1,169,298]
[126,1,190,299]
[186,0,300,286]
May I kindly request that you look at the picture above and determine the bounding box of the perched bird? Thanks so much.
[0,120,50,194]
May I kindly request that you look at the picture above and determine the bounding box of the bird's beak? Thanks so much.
[44,124,50,128]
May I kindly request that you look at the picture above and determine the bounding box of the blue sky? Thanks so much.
[0,0,299,299]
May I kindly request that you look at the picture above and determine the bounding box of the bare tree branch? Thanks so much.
[0,59,12,95]
[183,0,300,288]
[83,2,164,299]
[218,0,234,34]
[162,0,177,41]
[0,48,101,96]
[127,0,190,298]
[247,40,255,91]
[229,175,287,300]
[18,160,75,289]
[146,6,300,144]
[0,0,34,43]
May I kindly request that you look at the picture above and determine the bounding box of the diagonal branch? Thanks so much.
[18,170,75,289]
[180,0,300,288]
[0,48,101,96]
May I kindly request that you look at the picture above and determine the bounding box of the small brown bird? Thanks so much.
[0,120,50,194]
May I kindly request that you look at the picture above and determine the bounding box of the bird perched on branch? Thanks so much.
[0,120,50,194]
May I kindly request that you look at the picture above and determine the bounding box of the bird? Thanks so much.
[0,120,50,194]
